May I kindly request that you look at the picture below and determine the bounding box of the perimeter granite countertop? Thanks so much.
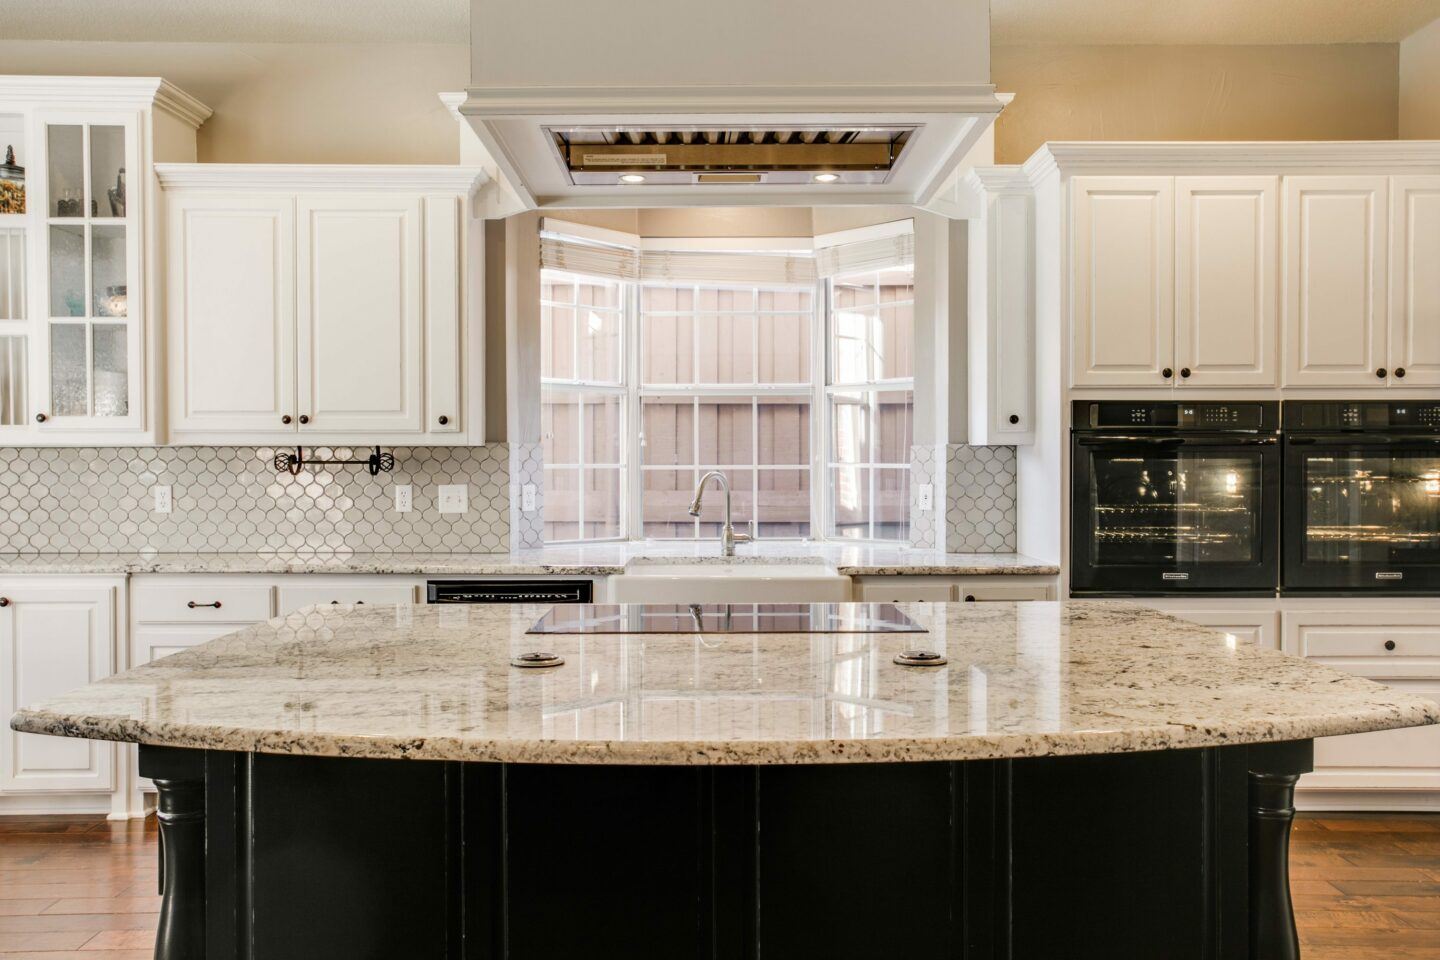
[11,600,1435,766]
[0,542,1060,577]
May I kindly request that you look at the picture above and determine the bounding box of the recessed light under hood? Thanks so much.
[550,125,915,186]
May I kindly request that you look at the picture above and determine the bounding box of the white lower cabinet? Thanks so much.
[1284,608,1440,800]
[1140,601,1279,650]
[275,582,420,615]
[852,576,1057,602]
[0,579,120,795]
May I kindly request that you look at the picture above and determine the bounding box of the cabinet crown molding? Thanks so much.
[0,75,212,127]
[1024,141,1440,180]
[964,165,1033,195]
[460,82,1006,116]
[155,164,489,194]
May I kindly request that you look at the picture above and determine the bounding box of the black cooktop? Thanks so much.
[526,603,926,635]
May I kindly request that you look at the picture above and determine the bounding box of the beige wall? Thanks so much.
[0,41,469,163]
[1401,18,1440,138]
[993,43,1401,163]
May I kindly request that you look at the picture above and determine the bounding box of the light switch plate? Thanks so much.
[394,484,413,513]
[521,483,537,513]
[438,484,468,515]
[153,485,172,514]
[917,483,934,513]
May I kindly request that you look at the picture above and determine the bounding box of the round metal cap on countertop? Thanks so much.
[893,650,947,667]
[511,652,565,668]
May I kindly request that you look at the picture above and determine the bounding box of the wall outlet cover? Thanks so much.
[521,483,537,513]
[153,485,172,514]
[917,483,934,513]
[438,484,468,515]
[394,484,413,513]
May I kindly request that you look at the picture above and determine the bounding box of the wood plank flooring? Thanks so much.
[1,812,1436,957]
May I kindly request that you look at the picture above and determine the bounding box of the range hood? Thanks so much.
[462,0,1003,208]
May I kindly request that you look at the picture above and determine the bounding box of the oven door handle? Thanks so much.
[1075,436,1277,446]
[1288,434,1440,445]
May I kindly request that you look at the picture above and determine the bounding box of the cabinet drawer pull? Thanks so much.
[1384,640,1396,652]
[1008,414,1020,424]
[0,597,9,607]
[186,601,223,609]
[329,600,366,605]
[1394,367,1406,379]
[1376,367,1387,379]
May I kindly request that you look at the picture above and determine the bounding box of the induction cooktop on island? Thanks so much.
[526,602,926,634]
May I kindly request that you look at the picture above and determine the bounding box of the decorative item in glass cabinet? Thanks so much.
[107,167,125,218]
[98,284,127,319]
[0,146,23,214]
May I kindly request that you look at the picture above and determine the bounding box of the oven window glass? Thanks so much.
[1088,452,1263,565]
[1302,451,1440,565]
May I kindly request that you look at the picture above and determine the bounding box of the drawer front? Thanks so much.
[133,623,240,666]
[275,584,418,616]
[955,582,1055,602]
[854,582,953,603]
[1313,679,1440,774]
[1288,614,1440,680]
[133,584,274,624]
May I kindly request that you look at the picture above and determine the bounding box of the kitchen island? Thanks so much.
[10,601,1437,960]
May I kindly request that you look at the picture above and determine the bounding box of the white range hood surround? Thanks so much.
[463,0,1002,209]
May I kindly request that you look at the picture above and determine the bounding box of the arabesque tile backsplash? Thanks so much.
[0,445,512,555]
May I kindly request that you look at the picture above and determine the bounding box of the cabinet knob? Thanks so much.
[298,414,310,425]
[281,415,292,425]
[963,594,976,602]
[1162,367,1173,379]
[1376,368,1387,379]
[34,413,46,423]
[0,597,9,607]
[1180,368,1191,379]
[1008,414,1019,425]
[1384,640,1397,652]
[1395,367,1406,379]
[438,415,449,426]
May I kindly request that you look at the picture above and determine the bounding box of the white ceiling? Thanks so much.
[1,0,1437,45]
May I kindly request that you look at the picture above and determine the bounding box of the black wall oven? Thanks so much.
[1282,400,1440,595]
[1071,401,1280,596]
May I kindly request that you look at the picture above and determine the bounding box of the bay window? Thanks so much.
[539,219,913,545]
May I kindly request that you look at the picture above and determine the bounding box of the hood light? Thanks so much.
[619,173,646,184]
[813,173,840,183]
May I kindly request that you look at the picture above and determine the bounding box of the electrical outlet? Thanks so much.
[153,485,172,514]
[917,483,934,513]
[394,484,413,513]
[521,483,537,513]
[438,484,468,515]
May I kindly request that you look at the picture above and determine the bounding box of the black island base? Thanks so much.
[142,740,1314,960]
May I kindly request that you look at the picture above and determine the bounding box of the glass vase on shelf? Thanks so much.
[0,145,24,215]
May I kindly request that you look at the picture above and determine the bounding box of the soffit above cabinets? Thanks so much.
[462,0,1004,209]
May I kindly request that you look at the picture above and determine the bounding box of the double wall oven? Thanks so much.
[1070,401,1281,596]
[1282,400,1440,595]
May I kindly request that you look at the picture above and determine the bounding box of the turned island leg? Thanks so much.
[1248,740,1314,960]
[140,747,206,960]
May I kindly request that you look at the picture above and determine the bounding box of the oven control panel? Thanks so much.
[1286,401,1440,430]
[1078,401,1273,431]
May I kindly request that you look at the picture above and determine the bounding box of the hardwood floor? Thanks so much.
[0,812,1436,958]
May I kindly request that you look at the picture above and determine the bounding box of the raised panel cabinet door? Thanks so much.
[973,189,1034,443]
[1389,176,1440,387]
[1282,176,1388,387]
[0,584,115,793]
[1175,177,1279,387]
[297,195,424,434]
[1070,177,1175,388]
[424,195,462,434]
[167,196,297,434]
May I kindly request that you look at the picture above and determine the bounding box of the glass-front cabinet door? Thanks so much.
[0,112,28,429]
[32,115,140,430]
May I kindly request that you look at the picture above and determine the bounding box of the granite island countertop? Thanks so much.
[11,601,1436,766]
[0,542,1060,577]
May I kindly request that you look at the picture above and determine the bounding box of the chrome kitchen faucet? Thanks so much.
[687,470,753,557]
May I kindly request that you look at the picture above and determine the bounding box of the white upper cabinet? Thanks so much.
[1282,176,1388,387]
[1174,177,1278,387]
[0,77,210,445]
[1389,176,1440,387]
[168,195,296,433]
[967,171,1034,444]
[160,166,485,444]
[1070,177,1174,388]
[297,195,423,435]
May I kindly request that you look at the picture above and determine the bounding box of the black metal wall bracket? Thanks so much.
[274,446,396,477]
